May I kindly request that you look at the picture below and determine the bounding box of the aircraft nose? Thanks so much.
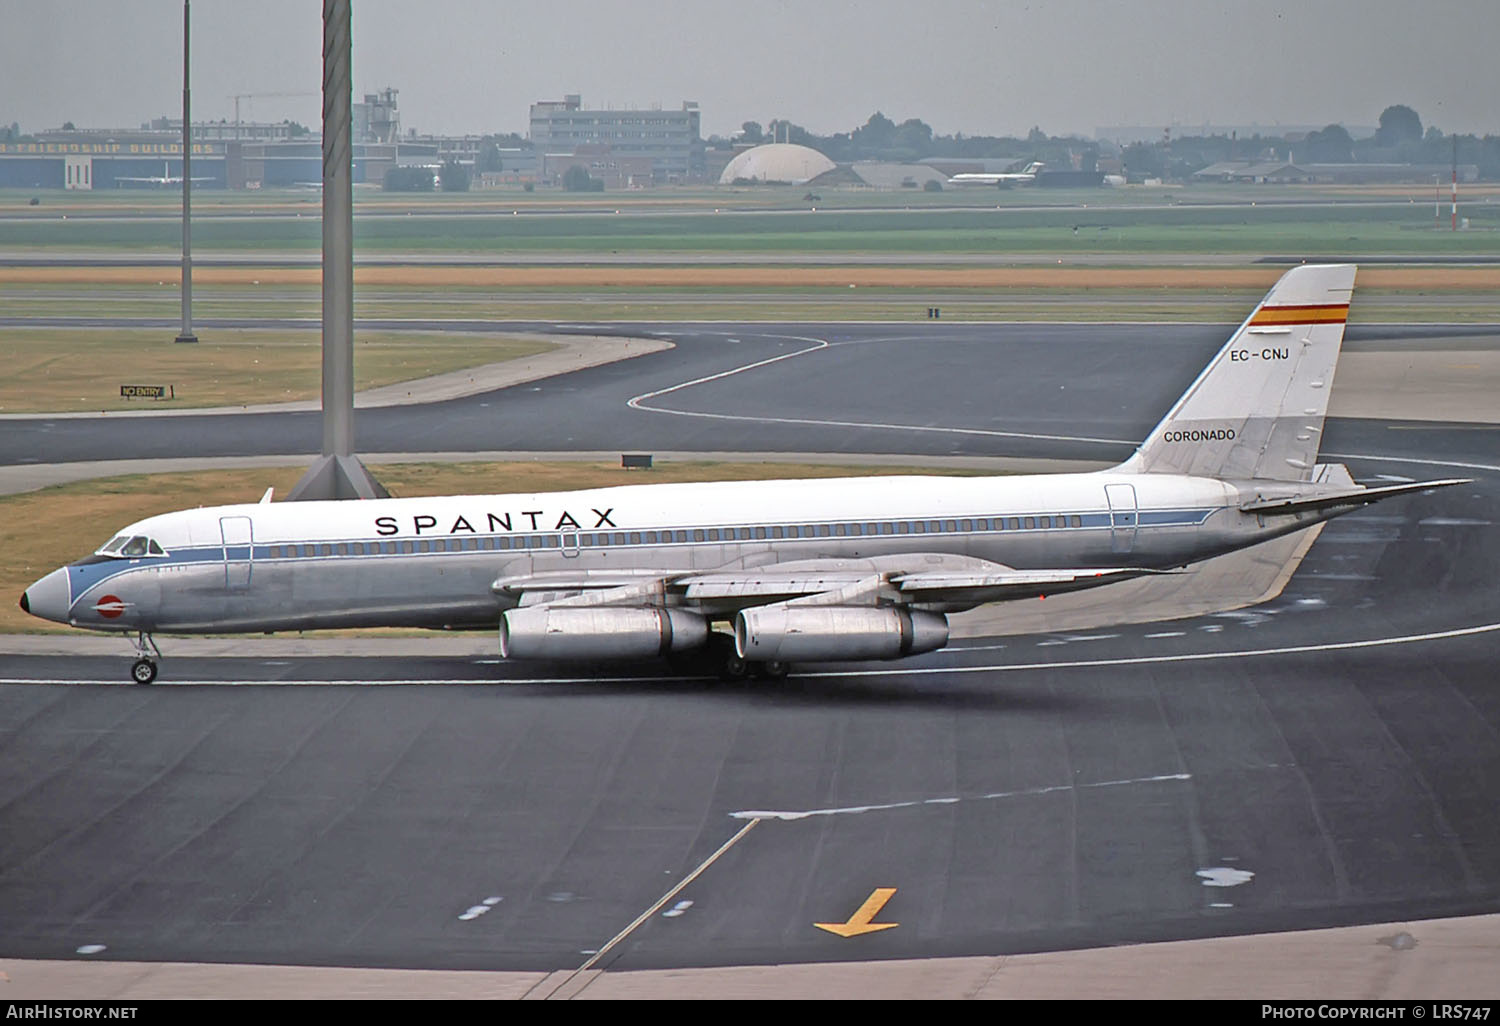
[20,568,71,624]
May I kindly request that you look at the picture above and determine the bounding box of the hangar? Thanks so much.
[718,142,836,185]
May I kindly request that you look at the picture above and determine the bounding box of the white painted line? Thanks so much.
[627,332,832,408]
[799,621,1500,679]
[1326,452,1500,475]
[1197,867,1256,888]
[626,331,1135,447]
[7,619,1500,687]
[732,772,1192,821]
[528,818,761,1000]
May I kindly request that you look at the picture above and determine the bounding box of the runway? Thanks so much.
[1,319,1498,995]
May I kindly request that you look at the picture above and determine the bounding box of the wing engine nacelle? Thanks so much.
[735,605,949,662]
[500,606,708,660]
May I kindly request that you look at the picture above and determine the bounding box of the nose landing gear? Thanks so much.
[129,632,161,685]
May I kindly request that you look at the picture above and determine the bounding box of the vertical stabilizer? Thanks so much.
[1127,264,1356,481]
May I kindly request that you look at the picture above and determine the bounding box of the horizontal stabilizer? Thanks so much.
[1240,478,1469,516]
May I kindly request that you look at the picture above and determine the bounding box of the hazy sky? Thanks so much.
[4,1,1497,140]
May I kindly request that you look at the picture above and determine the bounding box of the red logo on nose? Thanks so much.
[95,595,127,619]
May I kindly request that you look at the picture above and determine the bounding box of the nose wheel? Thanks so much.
[128,632,161,685]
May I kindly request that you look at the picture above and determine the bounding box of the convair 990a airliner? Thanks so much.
[21,265,1465,684]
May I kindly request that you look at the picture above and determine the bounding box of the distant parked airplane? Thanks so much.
[20,265,1466,684]
[946,161,1045,187]
[117,162,212,186]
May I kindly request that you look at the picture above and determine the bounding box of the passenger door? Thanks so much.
[220,516,254,589]
[1104,484,1138,555]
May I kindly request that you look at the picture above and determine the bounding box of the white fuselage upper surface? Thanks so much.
[39,468,1294,635]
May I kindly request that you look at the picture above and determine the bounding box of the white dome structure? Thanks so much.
[719,143,836,185]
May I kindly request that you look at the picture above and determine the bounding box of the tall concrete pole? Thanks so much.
[322,0,354,457]
[174,0,198,344]
[287,0,387,500]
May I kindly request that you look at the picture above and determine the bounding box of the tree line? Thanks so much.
[719,104,1500,180]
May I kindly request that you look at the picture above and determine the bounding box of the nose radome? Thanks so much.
[20,568,71,624]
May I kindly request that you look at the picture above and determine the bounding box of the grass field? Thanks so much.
[4,189,1498,255]
[0,328,556,413]
[0,459,986,635]
[3,264,1496,329]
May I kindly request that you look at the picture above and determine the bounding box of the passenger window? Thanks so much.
[338,543,349,555]
[930,521,942,532]
[645,531,658,544]
[898,522,910,534]
[945,520,957,532]
[913,521,926,534]
[1009,518,1020,530]
[1071,515,1083,528]
[754,527,766,540]
[788,526,800,538]
[708,529,720,541]
[880,523,893,535]
[402,541,413,554]
[738,528,752,540]
[771,526,784,539]
[961,520,972,532]
[1024,518,1035,529]
[269,546,281,558]
[694,529,705,542]
[1039,517,1051,529]
[497,538,510,550]
[629,532,641,544]
[817,525,831,537]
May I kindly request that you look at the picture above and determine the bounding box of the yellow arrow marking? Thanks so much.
[815,887,899,937]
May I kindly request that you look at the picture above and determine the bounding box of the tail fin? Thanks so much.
[1127,264,1356,482]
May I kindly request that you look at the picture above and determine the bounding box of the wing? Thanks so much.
[493,553,1161,664]
[494,552,1156,613]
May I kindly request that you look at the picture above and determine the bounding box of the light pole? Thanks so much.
[174,0,198,344]
[286,0,388,500]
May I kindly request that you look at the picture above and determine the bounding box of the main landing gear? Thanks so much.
[718,652,790,681]
[667,634,792,682]
[708,634,789,681]
[128,631,161,685]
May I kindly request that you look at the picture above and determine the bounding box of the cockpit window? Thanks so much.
[96,535,166,558]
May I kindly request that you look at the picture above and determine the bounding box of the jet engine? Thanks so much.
[734,605,949,662]
[500,606,708,660]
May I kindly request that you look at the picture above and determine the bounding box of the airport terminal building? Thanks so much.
[0,128,397,191]
[530,94,704,183]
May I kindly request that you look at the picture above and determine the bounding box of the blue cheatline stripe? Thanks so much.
[64,507,1227,589]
